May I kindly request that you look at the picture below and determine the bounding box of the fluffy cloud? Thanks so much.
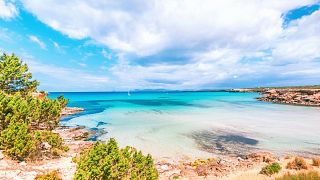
[0,0,18,19]
[20,0,320,89]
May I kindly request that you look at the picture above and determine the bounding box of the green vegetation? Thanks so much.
[191,158,218,176]
[0,53,68,161]
[191,158,217,168]
[0,53,158,179]
[0,122,36,160]
[73,138,158,180]
[35,170,62,180]
[0,53,39,94]
[275,171,320,180]
[286,157,308,170]
[0,91,66,131]
[260,162,281,176]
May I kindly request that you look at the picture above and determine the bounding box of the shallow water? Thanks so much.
[49,91,320,160]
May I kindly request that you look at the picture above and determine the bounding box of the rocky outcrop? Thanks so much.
[258,89,320,106]
[156,152,280,179]
[61,107,84,116]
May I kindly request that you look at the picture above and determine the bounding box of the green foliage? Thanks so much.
[0,91,64,131]
[0,53,39,94]
[0,123,69,160]
[35,170,62,180]
[0,53,69,161]
[191,158,217,168]
[57,95,68,109]
[275,171,320,180]
[74,138,158,180]
[0,121,36,160]
[286,157,308,170]
[34,130,69,152]
[260,162,281,176]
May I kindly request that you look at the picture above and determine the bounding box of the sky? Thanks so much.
[0,0,320,91]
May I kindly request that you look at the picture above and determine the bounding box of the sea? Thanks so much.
[49,91,320,160]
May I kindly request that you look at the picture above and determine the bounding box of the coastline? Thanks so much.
[1,94,319,179]
[231,87,320,107]
[1,125,319,179]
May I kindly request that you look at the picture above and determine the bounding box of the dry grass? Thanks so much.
[275,171,320,180]
[312,158,320,167]
[35,170,61,180]
[286,157,308,170]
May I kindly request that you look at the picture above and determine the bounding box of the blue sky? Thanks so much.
[0,0,320,91]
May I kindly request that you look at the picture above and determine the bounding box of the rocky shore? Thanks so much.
[1,125,319,179]
[258,89,320,106]
[232,87,320,106]
[61,107,84,116]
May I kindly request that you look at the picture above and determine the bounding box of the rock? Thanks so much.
[71,130,90,140]
[61,107,84,116]
[19,161,27,166]
[160,164,169,171]
[31,92,47,99]
[258,89,320,106]
[41,142,52,150]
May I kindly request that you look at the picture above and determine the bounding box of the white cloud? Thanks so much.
[273,10,320,62]
[0,0,18,19]
[21,0,316,55]
[29,35,47,49]
[24,58,110,91]
[20,0,320,89]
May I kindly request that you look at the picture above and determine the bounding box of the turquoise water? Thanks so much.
[49,92,320,160]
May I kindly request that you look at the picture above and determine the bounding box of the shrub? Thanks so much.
[0,53,68,161]
[286,157,308,170]
[275,171,320,180]
[191,158,218,176]
[191,158,217,168]
[34,131,64,149]
[0,122,36,160]
[0,123,69,160]
[35,170,62,180]
[260,162,281,176]
[0,92,65,131]
[312,158,320,167]
[34,130,69,156]
[74,138,158,180]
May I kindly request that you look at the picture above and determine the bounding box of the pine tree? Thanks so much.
[0,53,39,94]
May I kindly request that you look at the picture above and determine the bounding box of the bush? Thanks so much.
[0,53,68,161]
[0,92,64,131]
[74,138,158,180]
[275,171,320,180]
[0,122,36,160]
[35,170,62,180]
[260,162,281,176]
[34,131,65,149]
[312,158,320,167]
[286,157,308,170]
[0,123,69,160]
[34,130,69,156]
